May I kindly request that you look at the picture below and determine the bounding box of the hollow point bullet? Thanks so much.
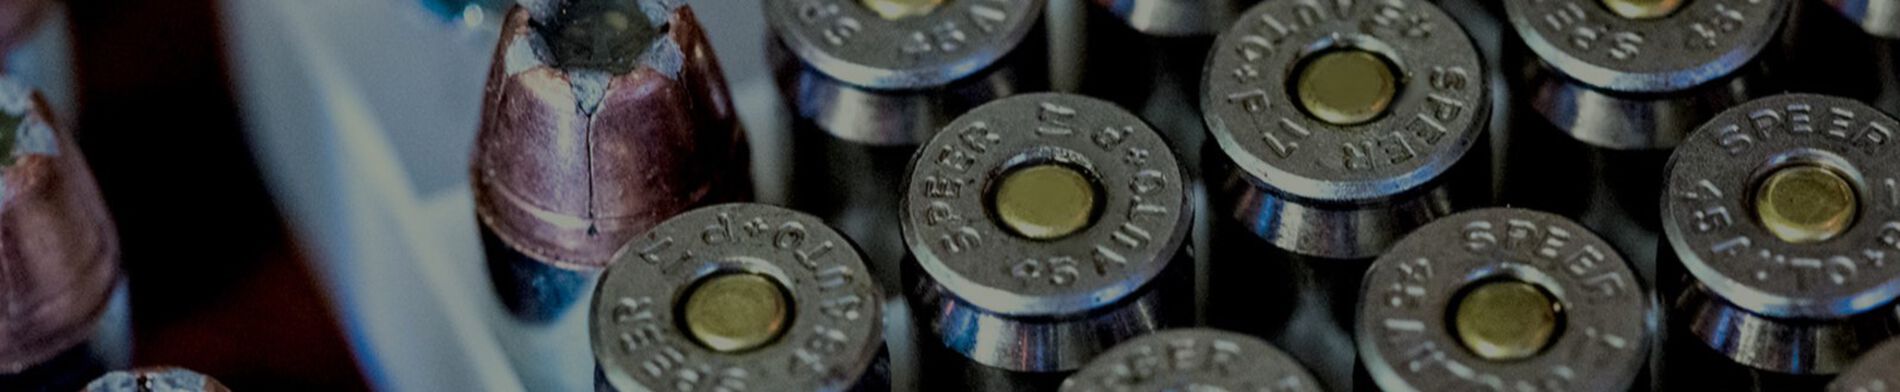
[470,0,751,322]
[0,75,117,390]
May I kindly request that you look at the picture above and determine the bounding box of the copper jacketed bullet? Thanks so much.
[0,76,117,378]
[471,0,750,322]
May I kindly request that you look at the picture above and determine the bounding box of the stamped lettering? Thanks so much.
[792,325,850,375]
[902,21,969,55]
[1339,66,1469,171]
[613,296,664,353]
[1710,102,1894,156]
[798,1,860,47]
[966,2,1009,34]
[1686,3,1746,50]
[1383,257,1434,310]
[938,226,983,254]
[1037,102,1079,137]
[1885,178,1899,209]
[1365,0,1434,39]
[1011,256,1080,286]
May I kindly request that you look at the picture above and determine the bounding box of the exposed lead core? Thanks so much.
[83,368,229,392]
[1058,328,1322,392]
[1202,0,1489,260]
[539,0,660,74]
[1503,0,1787,150]
[1661,93,1900,374]
[902,93,1192,372]
[592,204,885,392]
[1357,208,1650,392]
[0,76,118,374]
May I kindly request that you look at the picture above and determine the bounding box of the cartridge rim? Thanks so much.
[592,203,884,391]
[902,93,1192,316]
[765,0,1047,89]
[1202,0,1488,203]
[1059,328,1323,392]
[1357,208,1649,392]
[1503,0,1788,93]
[1661,93,1900,319]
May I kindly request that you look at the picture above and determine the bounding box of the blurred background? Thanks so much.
[4,0,779,390]
[34,0,362,389]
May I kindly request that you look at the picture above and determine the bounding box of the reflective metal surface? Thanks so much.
[679,273,792,353]
[1201,0,1489,260]
[0,75,118,375]
[83,368,230,392]
[592,203,886,392]
[1755,164,1860,244]
[1357,208,1651,392]
[902,93,1192,375]
[1059,328,1322,392]
[769,0,1046,298]
[771,38,1036,147]
[1502,0,1787,151]
[1198,3,1490,389]
[763,0,1046,89]
[470,1,750,321]
[1451,280,1563,361]
[1497,0,1790,295]
[1505,0,1786,95]
[1294,50,1401,126]
[1661,93,1900,374]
